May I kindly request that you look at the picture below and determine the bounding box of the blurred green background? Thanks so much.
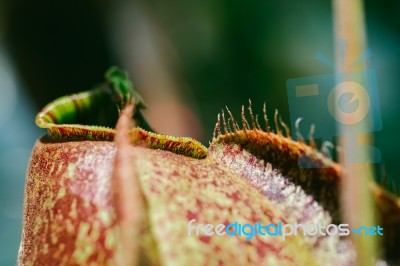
[0,0,399,264]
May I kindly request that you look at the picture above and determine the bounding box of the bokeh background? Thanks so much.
[0,0,399,264]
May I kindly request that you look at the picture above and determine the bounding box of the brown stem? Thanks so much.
[112,104,144,266]
[332,0,379,264]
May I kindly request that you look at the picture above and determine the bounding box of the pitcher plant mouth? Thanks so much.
[34,67,208,159]
[35,66,152,140]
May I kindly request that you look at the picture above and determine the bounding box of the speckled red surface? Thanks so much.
[19,127,399,265]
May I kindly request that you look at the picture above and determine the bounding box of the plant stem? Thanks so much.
[332,0,378,264]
